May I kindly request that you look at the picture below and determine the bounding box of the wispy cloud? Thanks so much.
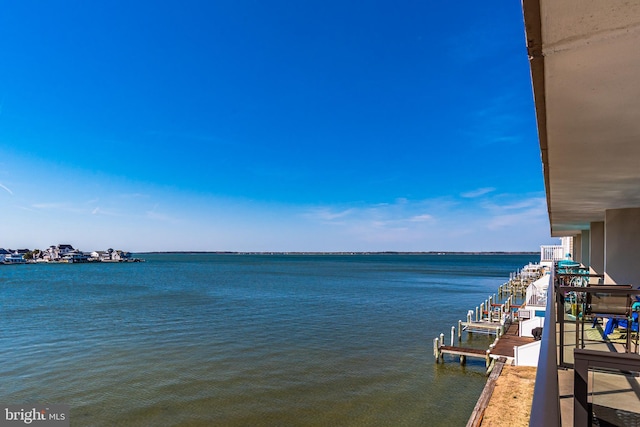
[119,193,150,199]
[146,204,176,222]
[304,208,355,223]
[294,192,550,250]
[459,93,531,147]
[303,200,441,235]
[32,202,68,210]
[0,183,13,195]
[484,197,547,230]
[31,202,118,216]
[409,214,434,222]
[499,198,545,210]
[461,187,495,198]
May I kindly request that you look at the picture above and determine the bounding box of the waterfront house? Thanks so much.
[61,250,90,263]
[112,250,132,261]
[90,250,109,261]
[42,244,77,262]
[521,1,640,425]
[0,248,10,263]
[88,248,131,262]
[57,244,75,256]
[4,251,26,264]
[42,246,57,261]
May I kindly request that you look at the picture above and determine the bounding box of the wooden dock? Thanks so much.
[433,263,543,368]
[462,321,504,334]
[435,322,535,366]
[489,323,535,358]
[437,345,489,366]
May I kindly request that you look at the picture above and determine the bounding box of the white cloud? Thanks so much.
[119,193,150,199]
[461,187,495,198]
[499,198,545,210]
[146,205,176,222]
[0,183,13,195]
[32,202,68,210]
[485,198,548,230]
[409,214,434,222]
[304,208,355,222]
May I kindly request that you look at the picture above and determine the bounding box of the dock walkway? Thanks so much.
[462,320,504,334]
[490,323,535,358]
[435,322,535,366]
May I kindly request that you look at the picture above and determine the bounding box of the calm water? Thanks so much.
[0,253,537,426]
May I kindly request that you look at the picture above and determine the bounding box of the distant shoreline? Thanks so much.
[139,251,539,255]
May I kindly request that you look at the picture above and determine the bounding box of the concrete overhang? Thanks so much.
[522,0,640,237]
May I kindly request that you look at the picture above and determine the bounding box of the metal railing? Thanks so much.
[529,267,561,427]
[530,267,640,426]
[573,349,640,427]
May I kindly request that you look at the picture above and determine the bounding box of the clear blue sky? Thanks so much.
[0,1,557,252]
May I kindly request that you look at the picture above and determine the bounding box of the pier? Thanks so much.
[433,263,544,371]
[435,343,491,366]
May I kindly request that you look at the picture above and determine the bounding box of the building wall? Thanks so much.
[574,234,582,263]
[590,221,605,276]
[580,229,590,268]
[604,207,640,285]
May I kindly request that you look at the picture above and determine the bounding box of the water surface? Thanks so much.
[0,253,537,426]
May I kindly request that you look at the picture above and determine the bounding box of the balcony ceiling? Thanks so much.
[523,0,640,236]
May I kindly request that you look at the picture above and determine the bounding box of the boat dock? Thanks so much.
[462,320,505,334]
[489,323,535,358]
[435,321,536,367]
[433,263,544,370]
[435,344,491,366]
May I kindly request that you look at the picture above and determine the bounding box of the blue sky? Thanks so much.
[0,1,557,252]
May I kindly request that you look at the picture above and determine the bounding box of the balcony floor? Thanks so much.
[557,320,640,427]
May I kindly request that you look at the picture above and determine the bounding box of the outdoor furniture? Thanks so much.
[584,285,636,353]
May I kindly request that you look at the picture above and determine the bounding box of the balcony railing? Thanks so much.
[540,245,565,263]
[529,267,560,427]
[530,266,640,427]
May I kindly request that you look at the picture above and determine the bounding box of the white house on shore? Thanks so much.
[0,248,11,263]
[90,248,132,262]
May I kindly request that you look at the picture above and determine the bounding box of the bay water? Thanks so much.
[0,253,537,426]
